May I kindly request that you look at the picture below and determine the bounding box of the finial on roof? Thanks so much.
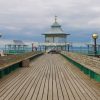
[55,16,57,22]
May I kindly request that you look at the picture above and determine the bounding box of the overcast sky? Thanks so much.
[0,0,100,44]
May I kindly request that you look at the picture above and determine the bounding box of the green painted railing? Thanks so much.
[61,53,100,82]
[0,62,22,78]
[0,53,43,79]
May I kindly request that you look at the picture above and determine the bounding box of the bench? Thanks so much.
[61,52,100,82]
[0,52,43,78]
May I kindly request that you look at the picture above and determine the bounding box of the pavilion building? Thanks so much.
[4,40,28,54]
[43,16,70,52]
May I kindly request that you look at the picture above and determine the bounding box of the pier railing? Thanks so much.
[40,42,70,46]
[61,51,100,82]
[0,51,43,78]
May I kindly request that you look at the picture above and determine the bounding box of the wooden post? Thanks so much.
[22,59,30,67]
[32,43,34,51]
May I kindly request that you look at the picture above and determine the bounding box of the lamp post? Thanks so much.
[0,33,2,38]
[92,33,98,56]
[68,43,70,52]
[87,44,89,54]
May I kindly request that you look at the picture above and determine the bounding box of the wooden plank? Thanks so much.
[55,62,64,100]
[47,59,53,100]
[63,66,87,100]
[53,60,58,100]
[0,62,41,100]
[42,57,51,100]
[0,54,99,100]
[0,68,30,96]
[20,63,46,100]
[36,63,49,100]
[61,55,99,100]
[57,64,73,100]
[64,58,99,100]
[31,63,48,100]
[0,57,39,88]
[9,61,44,100]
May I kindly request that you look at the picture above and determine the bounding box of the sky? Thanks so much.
[0,0,100,45]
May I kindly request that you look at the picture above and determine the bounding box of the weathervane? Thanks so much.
[55,16,57,22]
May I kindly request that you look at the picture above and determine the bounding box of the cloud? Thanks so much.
[0,0,100,42]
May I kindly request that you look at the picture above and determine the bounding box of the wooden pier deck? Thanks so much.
[0,54,100,100]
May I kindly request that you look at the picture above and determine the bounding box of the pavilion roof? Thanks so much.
[43,33,70,37]
[44,16,69,35]
[6,40,27,46]
[13,40,25,45]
